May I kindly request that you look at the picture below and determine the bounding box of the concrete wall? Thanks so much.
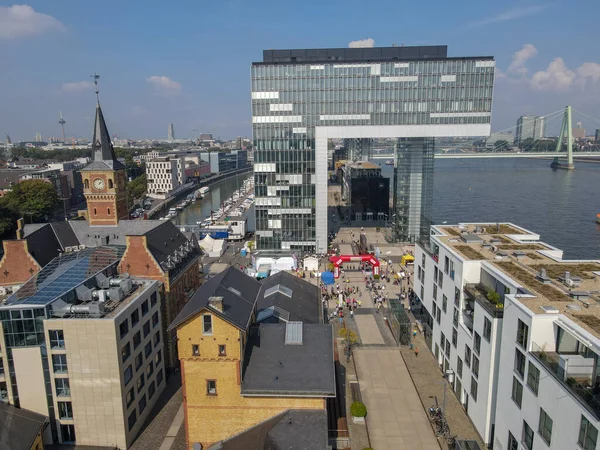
[12,346,49,417]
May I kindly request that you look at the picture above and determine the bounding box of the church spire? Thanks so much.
[82,74,125,171]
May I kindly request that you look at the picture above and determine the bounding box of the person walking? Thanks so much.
[414,347,419,357]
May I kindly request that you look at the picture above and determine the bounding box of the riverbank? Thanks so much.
[146,166,252,219]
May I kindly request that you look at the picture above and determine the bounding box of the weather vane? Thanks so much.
[91,72,100,102]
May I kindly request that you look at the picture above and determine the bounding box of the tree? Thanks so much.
[0,202,18,238]
[519,137,535,151]
[494,140,510,152]
[126,174,147,210]
[2,179,59,221]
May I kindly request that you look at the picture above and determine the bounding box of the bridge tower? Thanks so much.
[551,106,574,170]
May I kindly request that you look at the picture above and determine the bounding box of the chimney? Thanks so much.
[16,218,24,240]
[208,296,223,312]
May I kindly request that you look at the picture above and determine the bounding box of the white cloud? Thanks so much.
[0,4,66,40]
[508,44,538,74]
[531,58,577,91]
[470,5,547,27]
[348,38,375,48]
[147,76,181,97]
[576,62,600,83]
[60,81,94,93]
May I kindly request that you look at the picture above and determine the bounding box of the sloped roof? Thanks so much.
[207,409,328,450]
[0,402,47,450]
[168,267,262,331]
[258,271,322,324]
[241,323,335,397]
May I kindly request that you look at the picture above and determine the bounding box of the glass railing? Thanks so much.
[530,342,600,419]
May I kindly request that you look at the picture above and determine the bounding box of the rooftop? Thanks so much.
[241,323,335,397]
[0,402,47,450]
[433,222,600,338]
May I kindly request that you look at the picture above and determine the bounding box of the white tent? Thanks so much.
[273,256,296,272]
[303,256,319,272]
[199,235,226,258]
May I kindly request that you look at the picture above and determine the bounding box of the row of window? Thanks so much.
[119,292,159,340]
[508,414,596,450]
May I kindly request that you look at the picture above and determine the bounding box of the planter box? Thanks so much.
[352,415,365,424]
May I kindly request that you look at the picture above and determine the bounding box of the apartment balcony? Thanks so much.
[462,297,475,334]
[530,342,600,419]
[464,283,504,319]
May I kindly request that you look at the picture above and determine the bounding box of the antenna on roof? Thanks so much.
[91,72,100,103]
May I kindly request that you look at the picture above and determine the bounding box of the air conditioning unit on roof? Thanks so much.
[79,245,86,250]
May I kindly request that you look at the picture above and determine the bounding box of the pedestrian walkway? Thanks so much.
[354,348,440,450]
[354,315,385,344]
[400,329,486,449]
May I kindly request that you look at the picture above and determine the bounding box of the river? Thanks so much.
[174,159,600,260]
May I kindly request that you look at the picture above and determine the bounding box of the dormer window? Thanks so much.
[203,315,212,335]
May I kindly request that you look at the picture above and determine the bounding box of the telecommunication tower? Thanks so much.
[58,110,66,141]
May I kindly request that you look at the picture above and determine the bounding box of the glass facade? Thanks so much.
[251,46,495,251]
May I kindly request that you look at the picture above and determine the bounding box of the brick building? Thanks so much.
[0,100,201,370]
[169,268,333,449]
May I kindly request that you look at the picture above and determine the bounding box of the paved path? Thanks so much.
[354,315,385,344]
[354,348,440,450]
[159,404,185,450]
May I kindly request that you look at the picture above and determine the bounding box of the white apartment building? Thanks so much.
[415,223,600,449]
[146,156,186,199]
[0,247,167,448]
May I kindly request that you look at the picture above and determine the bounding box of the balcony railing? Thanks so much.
[464,283,504,318]
[530,342,600,419]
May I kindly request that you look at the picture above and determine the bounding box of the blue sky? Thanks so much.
[1,0,599,141]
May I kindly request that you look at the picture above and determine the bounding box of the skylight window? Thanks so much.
[264,284,293,298]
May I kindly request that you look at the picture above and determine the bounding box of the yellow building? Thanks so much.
[169,268,335,449]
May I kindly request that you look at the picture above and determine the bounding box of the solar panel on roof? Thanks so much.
[285,321,303,345]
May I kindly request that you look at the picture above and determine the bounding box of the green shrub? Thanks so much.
[373,274,381,280]
[351,401,367,417]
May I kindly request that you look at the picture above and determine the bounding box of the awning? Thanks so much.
[321,271,335,285]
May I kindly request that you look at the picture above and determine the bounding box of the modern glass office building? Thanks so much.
[251,46,495,253]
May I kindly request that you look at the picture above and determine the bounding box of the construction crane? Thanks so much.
[58,111,66,141]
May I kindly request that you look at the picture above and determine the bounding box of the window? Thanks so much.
[154,331,160,347]
[148,381,156,399]
[207,380,217,395]
[434,266,438,282]
[436,307,441,324]
[126,387,135,408]
[150,292,157,307]
[128,410,137,431]
[420,285,424,301]
[453,308,459,327]
[454,287,460,306]
[472,355,479,378]
[442,295,447,313]
[457,357,463,378]
[131,309,139,327]
[192,345,200,356]
[152,311,159,328]
[433,284,438,301]
[61,424,76,443]
[452,328,458,348]
[538,408,553,445]
[511,377,523,408]
[155,349,162,366]
[514,349,526,378]
[133,331,141,349]
[508,431,518,450]
[137,374,145,393]
[483,317,492,342]
[203,315,213,334]
[124,365,133,385]
[143,321,151,338]
[58,401,73,419]
[517,319,529,349]
[470,377,478,401]
[465,346,471,368]
[119,319,129,339]
[474,332,481,355]
[145,341,152,358]
[438,270,443,288]
[450,260,455,280]
[440,332,445,347]
[107,207,111,215]
[84,179,89,189]
[527,362,540,395]
[579,415,598,450]
[522,420,534,450]
[55,378,70,397]
[52,354,68,373]
[444,256,449,274]
[122,342,131,362]
[146,361,154,378]
[49,329,65,349]
[219,345,227,356]
[445,340,451,357]
[139,393,147,414]
[135,353,143,371]
[157,368,164,385]
[141,300,149,316]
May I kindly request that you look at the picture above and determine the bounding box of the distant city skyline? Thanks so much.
[1,1,599,141]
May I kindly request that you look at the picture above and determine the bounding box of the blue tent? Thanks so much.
[321,271,335,285]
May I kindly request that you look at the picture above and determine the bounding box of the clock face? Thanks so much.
[93,178,105,190]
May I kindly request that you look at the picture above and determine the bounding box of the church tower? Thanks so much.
[81,101,128,226]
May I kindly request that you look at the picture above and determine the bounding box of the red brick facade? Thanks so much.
[0,240,41,287]
[82,169,128,226]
